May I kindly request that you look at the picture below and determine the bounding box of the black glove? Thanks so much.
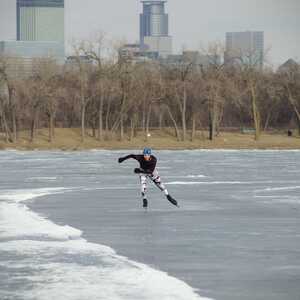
[118,157,125,163]
[134,168,143,174]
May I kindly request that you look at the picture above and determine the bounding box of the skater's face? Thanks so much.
[144,155,151,161]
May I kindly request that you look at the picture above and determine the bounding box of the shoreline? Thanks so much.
[0,128,299,151]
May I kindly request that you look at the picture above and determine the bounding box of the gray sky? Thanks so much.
[0,0,299,66]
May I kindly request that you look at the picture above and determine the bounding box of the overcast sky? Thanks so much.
[0,0,299,66]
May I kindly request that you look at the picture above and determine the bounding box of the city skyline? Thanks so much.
[0,0,299,66]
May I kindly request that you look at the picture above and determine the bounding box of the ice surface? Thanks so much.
[1,150,300,300]
[0,171,209,300]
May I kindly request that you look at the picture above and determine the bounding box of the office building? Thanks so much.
[278,58,299,73]
[225,31,264,69]
[140,0,172,58]
[17,0,64,43]
[0,40,64,78]
[162,50,221,70]
[0,0,65,78]
[118,44,158,64]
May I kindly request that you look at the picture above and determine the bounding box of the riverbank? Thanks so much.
[0,128,299,150]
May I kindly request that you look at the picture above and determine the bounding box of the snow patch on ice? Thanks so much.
[0,202,82,242]
[0,187,67,203]
[1,239,211,300]
[0,187,212,300]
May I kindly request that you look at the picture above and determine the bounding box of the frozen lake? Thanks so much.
[0,150,300,300]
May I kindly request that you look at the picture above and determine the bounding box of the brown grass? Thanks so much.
[0,128,299,151]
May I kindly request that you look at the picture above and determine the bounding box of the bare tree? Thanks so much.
[279,63,300,134]
[0,56,19,143]
[163,57,194,141]
[33,58,63,142]
[71,42,94,142]
[0,60,11,142]
[82,33,116,141]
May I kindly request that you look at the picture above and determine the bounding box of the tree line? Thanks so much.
[0,40,299,144]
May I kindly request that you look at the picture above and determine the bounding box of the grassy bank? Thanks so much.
[0,128,299,151]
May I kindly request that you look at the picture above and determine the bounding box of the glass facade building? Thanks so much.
[140,1,172,58]
[17,0,64,43]
[0,40,64,59]
[0,40,65,78]
[140,0,168,41]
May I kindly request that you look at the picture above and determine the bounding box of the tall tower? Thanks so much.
[17,0,64,43]
[140,0,172,58]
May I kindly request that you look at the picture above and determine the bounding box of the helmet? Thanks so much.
[143,148,152,155]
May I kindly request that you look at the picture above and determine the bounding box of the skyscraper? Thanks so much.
[140,0,172,58]
[0,0,65,78]
[225,31,264,69]
[17,0,64,43]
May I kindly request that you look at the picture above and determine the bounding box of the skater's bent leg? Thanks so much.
[151,171,169,196]
[150,171,178,207]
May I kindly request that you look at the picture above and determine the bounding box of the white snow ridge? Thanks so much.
[0,188,212,300]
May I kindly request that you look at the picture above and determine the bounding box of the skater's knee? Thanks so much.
[153,176,161,185]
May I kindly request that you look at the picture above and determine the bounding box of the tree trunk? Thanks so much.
[216,103,224,137]
[120,114,124,141]
[30,110,38,143]
[0,117,7,143]
[159,108,164,130]
[1,113,9,143]
[208,99,216,141]
[11,106,17,143]
[182,83,187,141]
[287,92,300,135]
[191,113,196,142]
[208,110,214,141]
[81,104,86,142]
[0,101,11,143]
[263,111,272,132]
[166,105,181,141]
[142,97,146,134]
[145,104,152,142]
[80,67,86,142]
[130,118,135,141]
[119,89,126,141]
[97,98,103,141]
[48,112,54,143]
[285,85,300,135]
[105,98,111,140]
[92,125,96,138]
[250,82,261,141]
[9,88,17,143]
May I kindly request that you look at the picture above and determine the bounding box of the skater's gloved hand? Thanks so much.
[134,168,143,174]
[118,157,125,163]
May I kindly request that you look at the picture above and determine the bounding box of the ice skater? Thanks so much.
[118,148,179,208]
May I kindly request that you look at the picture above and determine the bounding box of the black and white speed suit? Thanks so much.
[118,154,169,201]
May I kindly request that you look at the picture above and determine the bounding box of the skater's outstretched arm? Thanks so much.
[118,154,139,163]
[118,154,156,175]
